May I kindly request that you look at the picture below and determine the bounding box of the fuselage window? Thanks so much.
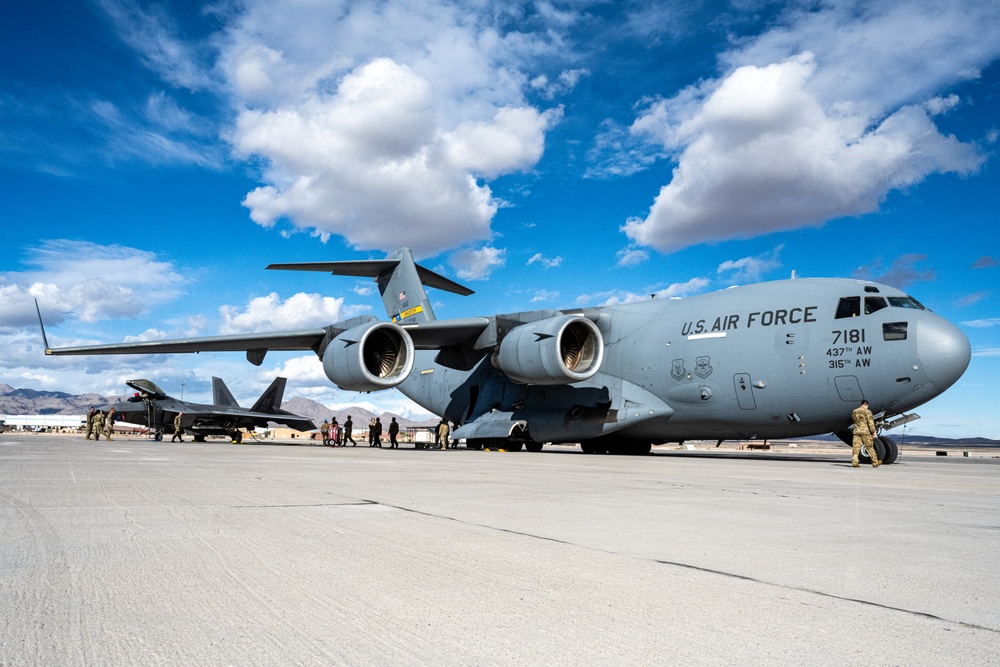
[865,297,888,314]
[835,296,861,319]
[883,322,908,341]
[887,296,925,310]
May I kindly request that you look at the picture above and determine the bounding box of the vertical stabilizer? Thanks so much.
[250,377,287,413]
[266,247,473,324]
[380,248,435,323]
[212,377,240,408]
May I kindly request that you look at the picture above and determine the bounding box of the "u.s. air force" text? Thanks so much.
[681,306,818,336]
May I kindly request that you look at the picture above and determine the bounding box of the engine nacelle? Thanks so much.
[494,315,604,385]
[322,321,414,391]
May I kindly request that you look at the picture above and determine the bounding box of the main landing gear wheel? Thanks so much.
[525,442,543,453]
[878,435,899,465]
[858,437,886,465]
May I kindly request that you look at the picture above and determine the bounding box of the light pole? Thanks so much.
[181,381,185,400]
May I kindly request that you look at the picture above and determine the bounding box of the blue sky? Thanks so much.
[1,0,998,438]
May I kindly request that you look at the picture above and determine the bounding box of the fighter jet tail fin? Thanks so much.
[249,377,287,413]
[267,247,474,324]
[212,377,240,408]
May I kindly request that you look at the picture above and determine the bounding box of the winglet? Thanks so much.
[35,299,52,354]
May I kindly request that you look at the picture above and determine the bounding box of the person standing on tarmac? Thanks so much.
[171,412,185,442]
[368,418,376,446]
[373,417,383,447]
[103,408,116,440]
[437,419,450,450]
[851,400,881,468]
[343,416,356,446]
[331,417,340,446]
[388,417,399,448]
[91,410,105,441]
[85,407,96,439]
[320,419,330,446]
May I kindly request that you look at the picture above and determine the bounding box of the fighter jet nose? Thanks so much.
[917,315,971,392]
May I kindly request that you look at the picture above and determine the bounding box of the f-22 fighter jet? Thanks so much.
[104,376,315,443]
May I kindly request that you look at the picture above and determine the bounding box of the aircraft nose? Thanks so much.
[917,315,971,392]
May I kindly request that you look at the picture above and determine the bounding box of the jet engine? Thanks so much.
[494,314,604,385]
[322,321,414,391]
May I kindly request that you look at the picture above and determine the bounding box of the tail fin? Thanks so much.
[212,377,240,408]
[250,377,286,413]
[267,247,473,324]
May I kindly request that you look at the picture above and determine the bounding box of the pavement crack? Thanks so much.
[655,558,1000,635]
[368,499,1000,636]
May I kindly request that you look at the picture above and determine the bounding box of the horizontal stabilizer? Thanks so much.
[266,259,474,296]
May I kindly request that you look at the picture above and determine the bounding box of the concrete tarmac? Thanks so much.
[2,435,999,666]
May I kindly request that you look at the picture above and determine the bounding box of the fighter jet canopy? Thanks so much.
[126,378,167,399]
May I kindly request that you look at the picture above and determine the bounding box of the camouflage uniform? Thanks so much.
[171,413,184,442]
[851,403,881,468]
[103,409,115,440]
[85,408,95,439]
[91,411,105,440]
[437,420,450,450]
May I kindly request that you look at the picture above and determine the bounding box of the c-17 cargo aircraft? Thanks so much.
[95,376,316,443]
[42,248,970,463]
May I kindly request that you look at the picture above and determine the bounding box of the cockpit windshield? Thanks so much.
[886,296,925,310]
[836,294,926,318]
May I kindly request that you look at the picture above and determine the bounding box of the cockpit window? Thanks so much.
[883,322,908,341]
[835,296,861,319]
[865,297,888,314]
[887,296,925,310]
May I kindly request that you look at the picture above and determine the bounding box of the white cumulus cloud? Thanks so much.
[620,0,998,254]
[219,292,348,334]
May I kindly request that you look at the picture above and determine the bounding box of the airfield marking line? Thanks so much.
[367,498,1000,637]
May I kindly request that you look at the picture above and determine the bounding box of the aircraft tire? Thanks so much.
[525,442,543,453]
[580,441,598,454]
[466,439,484,451]
[154,431,163,441]
[505,441,524,452]
[628,442,652,456]
[879,436,899,465]
[858,437,886,465]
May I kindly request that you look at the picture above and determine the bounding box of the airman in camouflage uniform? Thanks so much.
[851,399,881,468]
[103,408,115,440]
[91,410,105,440]
[85,407,96,439]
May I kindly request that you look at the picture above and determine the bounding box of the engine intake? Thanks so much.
[322,321,414,391]
[494,315,604,385]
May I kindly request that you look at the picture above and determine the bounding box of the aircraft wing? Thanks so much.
[400,318,492,349]
[42,329,331,366]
